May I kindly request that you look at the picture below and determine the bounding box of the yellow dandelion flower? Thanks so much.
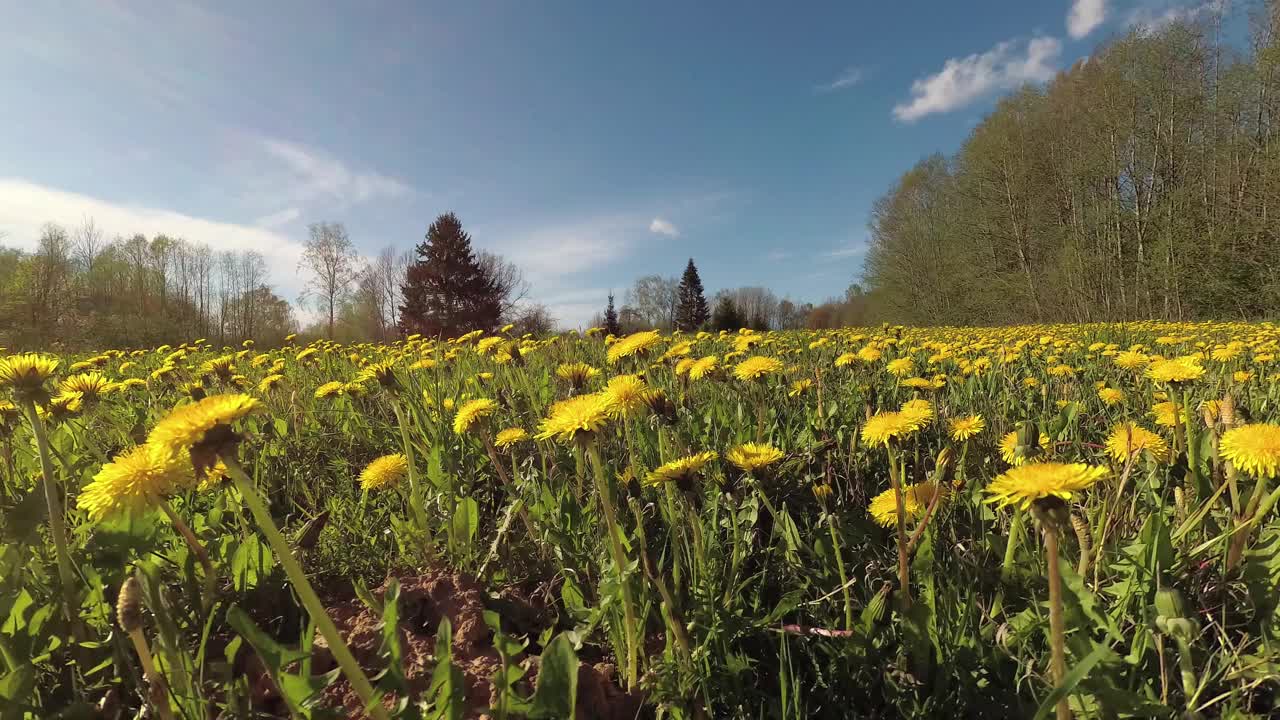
[834,352,857,368]
[1151,401,1180,427]
[999,430,1052,466]
[886,357,914,377]
[494,427,529,448]
[314,381,346,399]
[453,398,497,435]
[58,372,116,402]
[985,462,1107,510]
[788,378,813,397]
[41,392,84,422]
[688,355,720,381]
[1098,387,1125,406]
[359,453,409,491]
[1220,424,1280,479]
[899,398,933,427]
[949,414,985,441]
[0,354,59,398]
[556,362,601,387]
[868,482,946,527]
[645,451,718,487]
[607,330,662,364]
[861,411,918,445]
[147,394,260,453]
[258,374,285,392]
[857,345,883,363]
[78,444,192,521]
[601,374,651,418]
[1104,424,1170,464]
[536,393,613,443]
[733,356,783,381]
[1146,356,1205,384]
[726,442,784,472]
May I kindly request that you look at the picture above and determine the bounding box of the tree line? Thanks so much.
[0,220,294,349]
[864,8,1280,324]
[595,258,873,334]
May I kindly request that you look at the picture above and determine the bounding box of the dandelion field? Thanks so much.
[3,322,1280,718]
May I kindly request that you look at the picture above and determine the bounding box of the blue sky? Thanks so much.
[0,0,1226,327]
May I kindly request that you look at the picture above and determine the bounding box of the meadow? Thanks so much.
[1,321,1279,719]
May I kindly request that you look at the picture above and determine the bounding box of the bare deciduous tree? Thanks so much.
[478,250,530,322]
[299,221,359,339]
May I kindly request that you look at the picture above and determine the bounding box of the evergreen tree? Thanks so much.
[398,213,502,338]
[711,295,742,331]
[603,291,621,336]
[674,258,709,331]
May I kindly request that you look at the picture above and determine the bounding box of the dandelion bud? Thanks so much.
[117,576,144,634]
[932,447,954,485]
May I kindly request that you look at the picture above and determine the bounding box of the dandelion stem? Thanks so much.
[824,509,854,631]
[888,444,911,605]
[1044,521,1070,720]
[127,627,176,720]
[158,500,216,606]
[221,456,389,720]
[584,441,640,691]
[20,399,80,637]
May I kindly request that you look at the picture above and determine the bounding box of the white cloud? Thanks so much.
[766,249,792,262]
[821,242,869,260]
[1128,0,1223,32]
[893,36,1062,122]
[0,177,306,291]
[255,136,413,206]
[254,207,301,229]
[1067,0,1108,39]
[816,67,865,93]
[648,217,680,237]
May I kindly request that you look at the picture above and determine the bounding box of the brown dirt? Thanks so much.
[291,570,645,719]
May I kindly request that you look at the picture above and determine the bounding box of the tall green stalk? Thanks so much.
[221,457,389,720]
[20,399,80,632]
[584,441,640,691]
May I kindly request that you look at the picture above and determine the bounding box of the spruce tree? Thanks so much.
[711,295,742,331]
[603,292,621,336]
[674,258,709,331]
[398,212,502,338]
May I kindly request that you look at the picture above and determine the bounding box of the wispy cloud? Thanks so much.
[766,249,792,262]
[254,207,301,229]
[0,178,307,291]
[815,66,865,93]
[648,217,680,237]
[1128,0,1224,32]
[1067,0,1108,39]
[893,36,1061,122]
[821,242,870,260]
[256,136,414,206]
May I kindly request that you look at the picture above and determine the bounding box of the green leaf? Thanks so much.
[0,664,34,714]
[1057,559,1123,643]
[227,606,323,716]
[230,534,273,592]
[529,633,579,719]
[452,497,479,552]
[762,589,804,626]
[1032,642,1113,720]
[1,488,46,543]
[428,618,464,720]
